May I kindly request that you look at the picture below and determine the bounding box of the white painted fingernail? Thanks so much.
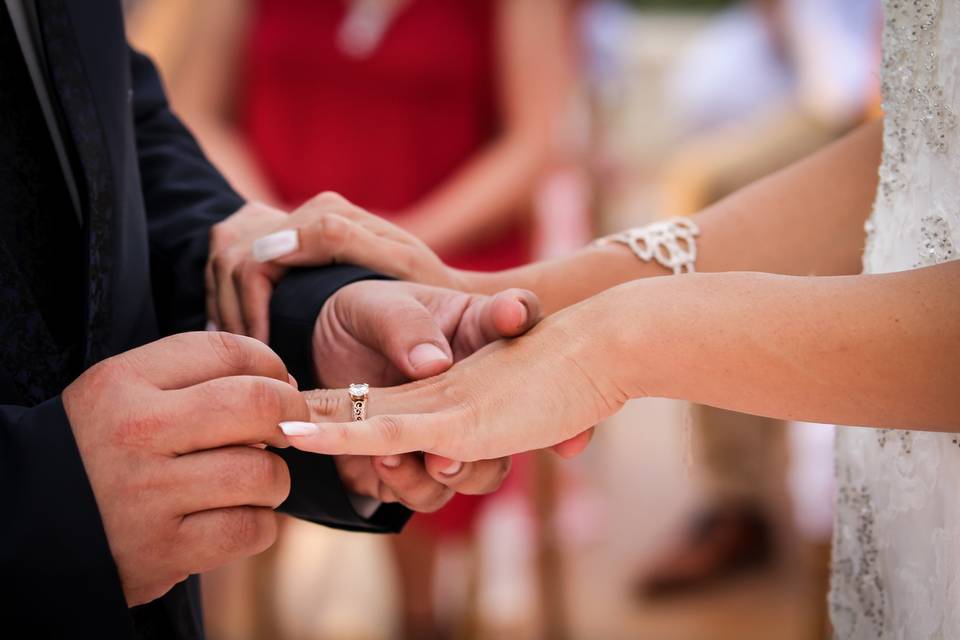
[253,230,299,263]
[279,421,319,436]
[441,460,463,476]
[205,320,218,332]
[409,343,450,370]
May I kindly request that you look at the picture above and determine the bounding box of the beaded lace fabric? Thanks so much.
[829,1,960,638]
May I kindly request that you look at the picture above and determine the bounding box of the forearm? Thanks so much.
[593,262,960,430]
[467,120,883,313]
[401,134,547,255]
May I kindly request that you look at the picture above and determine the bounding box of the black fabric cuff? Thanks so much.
[0,397,133,637]
[275,447,411,533]
[269,265,390,389]
[269,265,410,534]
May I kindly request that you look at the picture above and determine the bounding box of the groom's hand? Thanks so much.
[314,280,539,511]
[62,332,307,605]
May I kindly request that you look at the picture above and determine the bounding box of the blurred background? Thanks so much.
[124,1,881,638]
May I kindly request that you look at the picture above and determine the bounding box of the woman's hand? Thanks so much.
[206,201,289,338]
[281,297,628,462]
[212,192,467,342]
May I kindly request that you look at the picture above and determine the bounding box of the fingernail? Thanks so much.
[205,320,218,332]
[287,374,299,390]
[279,421,318,436]
[381,455,402,468]
[408,343,450,370]
[253,230,299,262]
[440,460,463,476]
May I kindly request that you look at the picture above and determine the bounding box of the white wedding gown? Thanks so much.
[829,1,960,638]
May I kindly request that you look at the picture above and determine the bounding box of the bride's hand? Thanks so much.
[211,192,465,341]
[282,299,627,462]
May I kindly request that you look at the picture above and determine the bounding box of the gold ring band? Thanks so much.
[348,383,369,421]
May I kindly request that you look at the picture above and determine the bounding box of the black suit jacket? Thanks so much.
[0,1,409,637]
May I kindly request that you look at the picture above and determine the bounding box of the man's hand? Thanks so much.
[62,332,307,606]
[313,280,540,388]
[314,280,540,511]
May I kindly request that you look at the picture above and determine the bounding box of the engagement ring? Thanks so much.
[349,383,369,421]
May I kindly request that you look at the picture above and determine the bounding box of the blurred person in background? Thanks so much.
[127,1,576,638]
[633,0,881,597]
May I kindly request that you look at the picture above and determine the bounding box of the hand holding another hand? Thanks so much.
[208,193,463,342]
[284,298,623,463]
[314,279,548,511]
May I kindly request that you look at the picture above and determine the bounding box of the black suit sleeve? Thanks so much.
[130,49,245,336]
[0,398,134,637]
[270,268,411,533]
[131,49,410,533]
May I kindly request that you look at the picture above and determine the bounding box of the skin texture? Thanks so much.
[207,200,592,509]
[216,120,882,324]
[61,332,307,606]
[222,120,958,459]
[311,279,544,510]
[285,262,960,461]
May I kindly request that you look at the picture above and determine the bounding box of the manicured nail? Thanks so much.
[381,456,402,468]
[253,230,299,262]
[205,320,218,332]
[279,421,319,436]
[440,460,463,476]
[408,343,450,370]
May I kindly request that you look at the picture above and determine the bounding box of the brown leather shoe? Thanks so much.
[634,503,774,599]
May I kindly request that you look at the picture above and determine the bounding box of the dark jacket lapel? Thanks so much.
[36,0,125,365]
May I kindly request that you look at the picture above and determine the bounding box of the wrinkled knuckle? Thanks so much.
[208,331,255,373]
[317,214,344,241]
[238,259,264,282]
[243,450,275,487]
[303,389,344,420]
[375,416,405,445]
[246,378,282,422]
[218,509,262,556]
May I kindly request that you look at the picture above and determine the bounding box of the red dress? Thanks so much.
[239,0,530,271]
[240,0,531,533]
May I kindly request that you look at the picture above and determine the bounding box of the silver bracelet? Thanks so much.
[592,216,700,275]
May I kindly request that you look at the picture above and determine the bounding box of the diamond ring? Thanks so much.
[349,383,369,421]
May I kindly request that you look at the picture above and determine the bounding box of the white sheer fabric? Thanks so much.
[829,1,960,638]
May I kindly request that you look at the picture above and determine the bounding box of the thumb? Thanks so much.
[344,284,454,380]
[452,288,541,359]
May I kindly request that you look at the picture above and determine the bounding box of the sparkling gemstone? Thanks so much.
[349,383,369,398]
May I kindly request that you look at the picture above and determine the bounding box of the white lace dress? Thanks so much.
[829,1,960,638]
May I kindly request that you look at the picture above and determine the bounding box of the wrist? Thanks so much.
[542,292,634,414]
[574,279,675,402]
